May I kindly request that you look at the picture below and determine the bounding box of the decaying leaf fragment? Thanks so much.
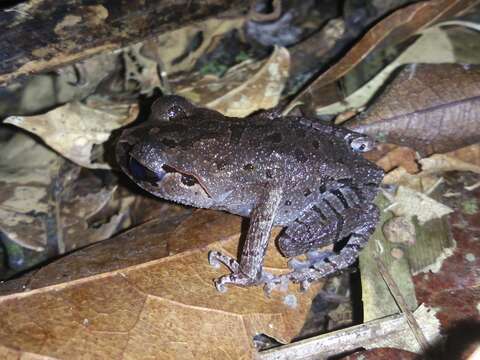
[0,133,132,253]
[383,144,480,190]
[176,46,290,117]
[5,101,139,169]
[385,186,453,225]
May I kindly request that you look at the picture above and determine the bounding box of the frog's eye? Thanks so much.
[348,136,374,153]
[181,174,198,187]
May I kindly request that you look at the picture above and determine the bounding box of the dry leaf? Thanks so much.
[0,134,58,251]
[0,134,132,253]
[349,64,480,155]
[155,17,245,75]
[384,144,480,188]
[176,47,290,117]
[287,0,478,114]
[123,43,163,96]
[5,102,138,169]
[387,186,453,224]
[0,210,320,359]
[375,146,419,174]
[320,22,480,116]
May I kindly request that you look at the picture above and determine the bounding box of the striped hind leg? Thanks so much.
[269,204,379,291]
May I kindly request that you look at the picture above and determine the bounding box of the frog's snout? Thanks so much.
[128,156,167,184]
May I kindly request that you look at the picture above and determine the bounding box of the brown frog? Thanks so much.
[116,96,383,292]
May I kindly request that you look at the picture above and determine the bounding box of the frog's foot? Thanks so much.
[208,250,265,292]
[208,250,239,271]
[214,272,264,293]
[285,225,377,287]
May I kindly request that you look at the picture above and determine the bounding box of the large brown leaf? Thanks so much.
[349,64,480,155]
[0,209,320,359]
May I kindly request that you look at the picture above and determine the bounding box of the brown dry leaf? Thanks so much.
[176,46,290,117]
[0,210,319,359]
[5,101,139,169]
[384,144,480,189]
[375,146,419,174]
[0,210,287,295]
[349,64,480,155]
[288,0,478,114]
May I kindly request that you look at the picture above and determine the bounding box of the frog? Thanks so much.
[116,95,384,293]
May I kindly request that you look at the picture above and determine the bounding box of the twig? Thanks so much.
[258,304,439,359]
[375,256,430,352]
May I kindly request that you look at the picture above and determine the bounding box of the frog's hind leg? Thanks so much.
[276,203,379,289]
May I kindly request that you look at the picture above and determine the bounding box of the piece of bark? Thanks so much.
[360,195,418,322]
[0,0,248,86]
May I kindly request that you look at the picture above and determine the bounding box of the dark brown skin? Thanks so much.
[116,96,384,293]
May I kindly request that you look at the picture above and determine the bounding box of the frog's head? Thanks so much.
[117,122,223,209]
[116,96,232,209]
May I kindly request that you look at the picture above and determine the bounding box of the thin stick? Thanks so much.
[375,256,430,352]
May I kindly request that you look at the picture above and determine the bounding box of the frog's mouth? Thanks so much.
[128,156,212,198]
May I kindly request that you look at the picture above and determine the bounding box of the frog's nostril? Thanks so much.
[129,157,166,184]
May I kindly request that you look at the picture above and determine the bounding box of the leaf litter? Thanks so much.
[0,1,480,359]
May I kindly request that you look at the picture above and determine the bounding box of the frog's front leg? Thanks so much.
[208,184,283,292]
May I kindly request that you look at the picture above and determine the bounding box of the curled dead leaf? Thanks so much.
[176,46,290,117]
[5,101,139,169]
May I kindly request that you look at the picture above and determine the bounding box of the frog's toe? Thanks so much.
[307,250,334,262]
[213,277,228,293]
[288,257,310,270]
[288,251,335,271]
[213,272,260,292]
[208,250,239,272]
